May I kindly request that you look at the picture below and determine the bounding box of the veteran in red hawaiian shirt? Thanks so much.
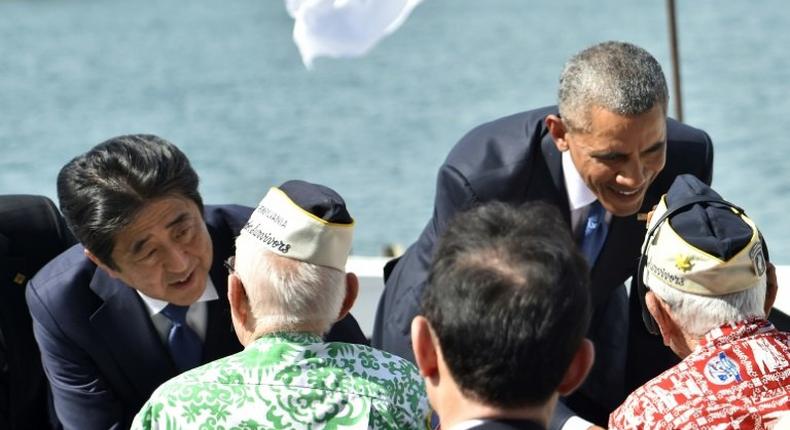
[609,175,790,430]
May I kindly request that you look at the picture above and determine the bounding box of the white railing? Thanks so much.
[347,256,790,337]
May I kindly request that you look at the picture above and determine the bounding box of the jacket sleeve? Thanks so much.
[371,162,478,361]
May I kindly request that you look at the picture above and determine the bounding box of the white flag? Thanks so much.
[286,0,425,69]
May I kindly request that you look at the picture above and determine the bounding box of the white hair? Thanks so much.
[648,275,766,337]
[234,233,346,335]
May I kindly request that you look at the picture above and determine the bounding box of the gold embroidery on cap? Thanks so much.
[674,254,694,272]
[13,273,26,285]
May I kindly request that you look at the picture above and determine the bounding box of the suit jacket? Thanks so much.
[27,204,366,430]
[371,106,714,426]
[1,195,75,430]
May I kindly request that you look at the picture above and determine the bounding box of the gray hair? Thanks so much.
[558,41,669,132]
[234,233,346,335]
[648,276,766,337]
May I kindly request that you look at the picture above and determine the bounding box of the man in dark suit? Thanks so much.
[372,41,714,429]
[26,135,366,429]
[1,194,74,430]
[411,202,594,430]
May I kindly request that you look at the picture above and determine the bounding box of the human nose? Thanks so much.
[616,157,646,188]
[162,243,190,272]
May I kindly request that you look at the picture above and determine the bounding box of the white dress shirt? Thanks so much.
[560,150,605,430]
[449,419,486,430]
[136,278,219,345]
[562,151,612,238]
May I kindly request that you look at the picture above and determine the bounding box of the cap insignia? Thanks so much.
[674,254,694,272]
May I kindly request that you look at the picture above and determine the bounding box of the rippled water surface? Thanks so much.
[1,0,789,260]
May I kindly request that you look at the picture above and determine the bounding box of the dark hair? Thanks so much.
[57,134,203,270]
[422,201,591,408]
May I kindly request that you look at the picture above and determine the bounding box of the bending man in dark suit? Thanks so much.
[372,41,714,429]
[411,202,594,430]
[1,194,74,430]
[26,135,366,429]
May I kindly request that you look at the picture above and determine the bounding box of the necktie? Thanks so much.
[574,201,628,411]
[579,200,608,265]
[160,304,202,372]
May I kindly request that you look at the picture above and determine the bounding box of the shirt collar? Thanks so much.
[137,276,219,316]
[255,331,323,346]
[448,420,486,430]
[699,317,776,349]
[562,151,597,212]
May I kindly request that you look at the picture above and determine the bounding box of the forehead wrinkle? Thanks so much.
[576,106,666,152]
[130,236,151,256]
[642,140,666,154]
[165,212,190,229]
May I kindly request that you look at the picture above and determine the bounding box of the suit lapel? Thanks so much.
[534,128,571,226]
[86,206,247,398]
[88,269,175,399]
[589,183,659,307]
[589,215,643,306]
[203,293,239,361]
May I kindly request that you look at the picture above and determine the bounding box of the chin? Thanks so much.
[613,206,641,217]
[606,196,647,217]
[601,202,640,217]
[188,277,208,302]
[172,278,207,306]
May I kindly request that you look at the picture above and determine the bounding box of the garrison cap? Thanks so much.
[239,180,354,270]
[642,174,766,296]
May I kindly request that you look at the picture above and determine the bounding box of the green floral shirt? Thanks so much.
[132,332,430,430]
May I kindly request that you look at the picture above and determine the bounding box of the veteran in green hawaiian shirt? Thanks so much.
[134,332,429,429]
[132,181,431,430]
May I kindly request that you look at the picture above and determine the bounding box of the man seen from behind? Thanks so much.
[411,201,595,430]
[134,180,431,429]
[610,174,790,429]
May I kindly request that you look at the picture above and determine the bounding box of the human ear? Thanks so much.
[545,114,569,151]
[764,262,778,316]
[336,272,359,321]
[411,316,439,380]
[84,248,121,279]
[228,273,253,345]
[646,291,674,346]
[557,338,594,395]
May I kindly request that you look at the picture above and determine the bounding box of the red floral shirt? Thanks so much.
[610,318,790,429]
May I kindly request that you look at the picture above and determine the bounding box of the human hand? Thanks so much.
[638,204,657,227]
[766,262,778,317]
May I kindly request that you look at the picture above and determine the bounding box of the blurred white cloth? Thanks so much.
[286,0,424,68]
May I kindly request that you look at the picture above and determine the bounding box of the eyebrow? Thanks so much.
[642,140,666,153]
[590,140,666,158]
[590,148,626,159]
[129,212,191,256]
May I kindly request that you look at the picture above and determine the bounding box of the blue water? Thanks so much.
[2,0,790,260]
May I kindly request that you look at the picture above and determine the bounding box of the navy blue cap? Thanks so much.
[278,180,353,224]
[665,175,753,260]
[639,174,767,334]
[241,180,354,270]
